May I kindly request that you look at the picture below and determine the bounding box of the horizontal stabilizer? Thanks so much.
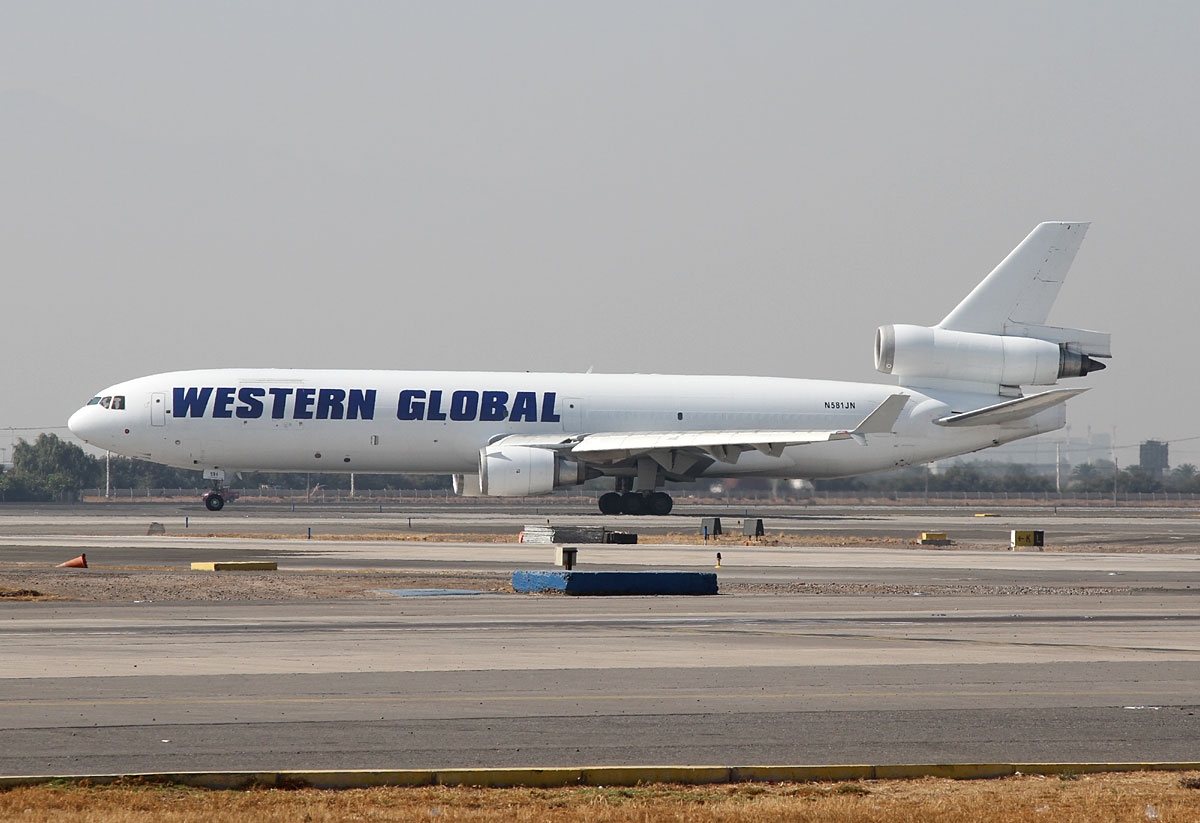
[933,388,1088,428]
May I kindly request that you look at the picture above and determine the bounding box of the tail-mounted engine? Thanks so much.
[875,324,1108,388]
[478,443,592,496]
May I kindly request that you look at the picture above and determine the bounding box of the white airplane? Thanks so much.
[68,222,1110,515]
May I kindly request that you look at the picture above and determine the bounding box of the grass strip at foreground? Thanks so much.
[4,772,1200,822]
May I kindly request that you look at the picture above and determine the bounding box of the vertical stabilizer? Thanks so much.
[938,222,1088,334]
[875,221,1110,394]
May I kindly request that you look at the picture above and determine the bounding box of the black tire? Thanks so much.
[598,492,624,515]
[620,492,646,516]
[647,491,674,516]
[205,493,225,512]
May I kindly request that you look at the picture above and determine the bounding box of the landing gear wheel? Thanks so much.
[598,492,623,515]
[620,492,646,516]
[647,491,673,516]
[204,493,225,512]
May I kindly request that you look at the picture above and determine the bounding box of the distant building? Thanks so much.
[1139,440,1169,477]
[935,428,1112,471]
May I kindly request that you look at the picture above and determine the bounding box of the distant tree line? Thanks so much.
[0,434,102,502]
[0,434,450,502]
[814,460,1200,495]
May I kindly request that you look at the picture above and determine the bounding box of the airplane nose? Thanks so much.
[67,406,101,444]
[67,408,86,439]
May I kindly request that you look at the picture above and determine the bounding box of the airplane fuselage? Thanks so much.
[67,368,1062,480]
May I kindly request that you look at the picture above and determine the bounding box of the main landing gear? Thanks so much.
[597,490,674,516]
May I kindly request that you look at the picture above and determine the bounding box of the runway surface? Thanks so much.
[2,503,1200,776]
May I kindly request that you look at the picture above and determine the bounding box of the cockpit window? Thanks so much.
[87,397,102,406]
[100,397,111,409]
[111,396,125,410]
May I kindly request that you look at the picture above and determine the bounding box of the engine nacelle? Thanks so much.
[452,473,483,497]
[479,443,590,497]
[875,324,1104,387]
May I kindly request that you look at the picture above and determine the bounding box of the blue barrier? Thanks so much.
[512,570,718,596]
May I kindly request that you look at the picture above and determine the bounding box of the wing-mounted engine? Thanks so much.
[874,324,1108,389]
[478,442,593,496]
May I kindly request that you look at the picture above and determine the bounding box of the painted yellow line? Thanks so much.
[436,768,584,788]
[733,764,873,782]
[581,766,730,786]
[875,763,1014,780]
[2,763,1200,791]
[1011,762,1200,776]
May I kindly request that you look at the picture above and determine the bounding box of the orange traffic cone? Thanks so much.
[57,554,87,569]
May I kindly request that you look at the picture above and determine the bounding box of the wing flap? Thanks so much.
[570,428,856,463]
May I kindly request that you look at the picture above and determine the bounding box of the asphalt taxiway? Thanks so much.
[2,503,1199,776]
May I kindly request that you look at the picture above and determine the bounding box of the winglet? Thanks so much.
[844,393,908,444]
[854,393,909,434]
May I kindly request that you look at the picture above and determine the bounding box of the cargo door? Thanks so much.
[560,396,583,432]
[151,392,166,426]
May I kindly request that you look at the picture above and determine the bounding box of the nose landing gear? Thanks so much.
[201,469,236,511]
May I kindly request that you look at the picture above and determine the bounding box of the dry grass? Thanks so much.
[3,773,1200,822]
[0,587,55,601]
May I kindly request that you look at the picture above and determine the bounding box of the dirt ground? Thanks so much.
[0,566,1138,602]
[0,568,514,602]
[0,529,1182,602]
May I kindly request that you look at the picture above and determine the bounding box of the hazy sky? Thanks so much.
[4,2,1199,465]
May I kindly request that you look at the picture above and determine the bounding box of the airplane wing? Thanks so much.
[495,393,908,469]
[933,387,1087,427]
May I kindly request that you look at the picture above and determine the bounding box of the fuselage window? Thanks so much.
[111,396,125,410]
[100,397,112,409]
